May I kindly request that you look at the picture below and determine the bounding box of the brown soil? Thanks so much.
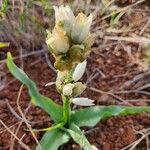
[1,1,150,150]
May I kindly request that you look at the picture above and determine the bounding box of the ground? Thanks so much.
[0,0,150,150]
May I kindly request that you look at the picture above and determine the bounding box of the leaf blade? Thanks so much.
[36,129,70,150]
[6,52,62,122]
[67,123,93,150]
[72,105,150,127]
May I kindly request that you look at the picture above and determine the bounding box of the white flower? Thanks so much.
[46,28,69,54]
[57,71,66,81]
[73,82,86,96]
[56,71,67,92]
[71,13,92,43]
[73,61,87,81]
[63,83,75,96]
[71,97,94,106]
[91,145,99,150]
[53,5,75,35]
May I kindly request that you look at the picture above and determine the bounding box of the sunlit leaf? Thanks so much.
[72,105,150,127]
[67,123,93,150]
[7,52,62,122]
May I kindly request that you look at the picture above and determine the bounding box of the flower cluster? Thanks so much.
[56,61,94,106]
[46,5,94,106]
[46,5,94,71]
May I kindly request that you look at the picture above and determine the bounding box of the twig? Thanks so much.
[137,83,150,91]
[114,90,150,95]
[0,122,20,134]
[16,85,42,150]
[44,53,56,73]
[10,103,31,150]
[0,120,30,150]
[10,127,15,150]
[139,18,150,35]
[88,87,132,106]
[6,100,24,121]
[6,99,33,124]
[92,0,146,26]
[121,130,150,150]
[105,36,150,44]
[0,49,47,64]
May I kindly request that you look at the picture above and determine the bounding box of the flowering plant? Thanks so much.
[7,5,150,150]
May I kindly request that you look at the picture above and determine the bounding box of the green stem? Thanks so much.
[26,95,71,132]
[62,95,71,126]
[26,122,65,132]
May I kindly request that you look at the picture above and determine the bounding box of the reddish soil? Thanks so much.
[0,1,150,150]
[0,46,150,150]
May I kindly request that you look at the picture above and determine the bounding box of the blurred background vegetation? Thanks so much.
[0,0,150,69]
[0,0,54,51]
[0,0,97,50]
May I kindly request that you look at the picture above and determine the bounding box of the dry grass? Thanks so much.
[0,0,150,149]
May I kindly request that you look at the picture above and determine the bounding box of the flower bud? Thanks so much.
[73,60,87,81]
[71,13,92,44]
[53,5,75,35]
[73,82,86,96]
[56,71,66,92]
[71,97,94,106]
[63,83,74,96]
[46,28,69,55]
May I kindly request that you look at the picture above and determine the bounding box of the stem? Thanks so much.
[26,95,71,132]
[27,122,65,132]
[62,95,71,126]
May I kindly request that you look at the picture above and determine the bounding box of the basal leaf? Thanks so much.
[118,106,150,116]
[67,123,93,150]
[72,105,150,127]
[7,52,62,122]
[36,129,70,150]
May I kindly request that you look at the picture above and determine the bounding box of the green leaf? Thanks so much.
[6,52,62,122]
[41,0,52,17]
[111,11,125,25]
[0,0,8,14]
[36,129,70,150]
[0,42,9,48]
[72,105,150,127]
[67,123,93,150]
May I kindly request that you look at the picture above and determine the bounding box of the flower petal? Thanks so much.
[71,97,94,106]
[53,5,75,35]
[46,28,69,54]
[45,82,55,87]
[91,145,99,150]
[73,82,86,97]
[71,13,92,43]
[73,61,87,82]
[63,83,75,96]
[78,14,92,43]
